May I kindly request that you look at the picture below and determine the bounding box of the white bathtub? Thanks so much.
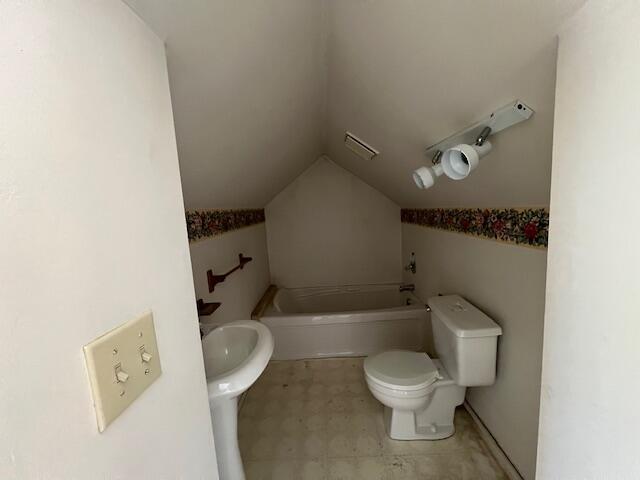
[260,284,428,360]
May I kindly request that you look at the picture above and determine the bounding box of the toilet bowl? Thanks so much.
[365,351,465,439]
[364,295,502,441]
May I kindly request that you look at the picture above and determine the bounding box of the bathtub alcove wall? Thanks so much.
[265,156,402,288]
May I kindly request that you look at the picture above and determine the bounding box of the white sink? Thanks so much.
[202,320,273,480]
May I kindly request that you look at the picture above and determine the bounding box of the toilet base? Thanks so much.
[384,380,466,440]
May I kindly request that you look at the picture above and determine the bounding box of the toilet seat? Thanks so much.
[364,350,440,391]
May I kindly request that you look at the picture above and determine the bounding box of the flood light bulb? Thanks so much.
[412,164,444,189]
[441,141,492,180]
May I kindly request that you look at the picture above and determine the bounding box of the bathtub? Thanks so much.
[260,284,427,360]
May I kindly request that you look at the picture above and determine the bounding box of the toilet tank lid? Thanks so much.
[428,295,502,338]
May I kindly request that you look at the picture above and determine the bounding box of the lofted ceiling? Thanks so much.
[324,0,586,208]
[124,0,326,209]
[125,0,586,209]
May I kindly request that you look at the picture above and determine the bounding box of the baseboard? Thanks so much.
[464,401,524,480]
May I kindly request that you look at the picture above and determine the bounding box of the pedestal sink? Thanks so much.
[202,320,274,480]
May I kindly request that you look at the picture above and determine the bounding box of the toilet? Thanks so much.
[364,294,502,440]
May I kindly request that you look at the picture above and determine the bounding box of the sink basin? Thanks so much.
[202,320,273,480]
[203,320,273,400]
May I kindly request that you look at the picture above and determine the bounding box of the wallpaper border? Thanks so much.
[401,207,549,248]
[186,209,265,242]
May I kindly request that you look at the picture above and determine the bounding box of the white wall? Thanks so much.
[266,157,401,287]
[190,225,271,325]
[0,2,217,478]
[124,0,327,209]
[403,226,547,480]
[537,1,640,478]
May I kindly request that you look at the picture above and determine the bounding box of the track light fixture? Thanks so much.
[412,100,533,190]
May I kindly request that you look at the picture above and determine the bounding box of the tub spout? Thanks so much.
[399,284,415,292]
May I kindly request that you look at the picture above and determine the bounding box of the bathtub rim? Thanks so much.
[266,283,423,315]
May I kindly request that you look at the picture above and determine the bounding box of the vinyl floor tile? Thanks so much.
[240,357,507,480]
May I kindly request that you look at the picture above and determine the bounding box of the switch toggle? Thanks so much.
[114,364,129,383]
[140,346,152,363]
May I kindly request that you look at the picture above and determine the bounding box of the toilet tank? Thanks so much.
[428,295,502,386]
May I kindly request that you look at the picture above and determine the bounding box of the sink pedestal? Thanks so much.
[210,397,244,480]
[202,320,273,480]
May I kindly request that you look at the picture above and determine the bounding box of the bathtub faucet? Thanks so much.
[399,284,415,292]
[405,252,417,274]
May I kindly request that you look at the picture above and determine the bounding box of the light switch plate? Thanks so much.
[83,311,162,432]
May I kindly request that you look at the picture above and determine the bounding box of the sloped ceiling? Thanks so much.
[125,0,586,209]
[324,0,585,208]
[124,0,326,209]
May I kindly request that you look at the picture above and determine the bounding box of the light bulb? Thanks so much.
[441,141,492,180]
[412,164,443,189]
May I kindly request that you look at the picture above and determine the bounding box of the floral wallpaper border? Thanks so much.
[401,207,549,248]
[186,209,265,242]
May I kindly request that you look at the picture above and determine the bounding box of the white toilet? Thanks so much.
[364,294,502,440]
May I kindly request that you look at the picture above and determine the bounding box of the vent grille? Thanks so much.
[344,131,379,160]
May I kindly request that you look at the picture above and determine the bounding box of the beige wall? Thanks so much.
[266,157,402,287]
[537,1,640,478]
[0,1,216,478]
[402,225,547,480]
[190,224,271,326]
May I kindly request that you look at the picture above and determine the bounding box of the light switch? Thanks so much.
[83,311,162,432]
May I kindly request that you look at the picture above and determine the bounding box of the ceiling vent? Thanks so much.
[344,131,379,161]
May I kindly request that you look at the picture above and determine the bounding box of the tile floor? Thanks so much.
[239,357,507,479]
